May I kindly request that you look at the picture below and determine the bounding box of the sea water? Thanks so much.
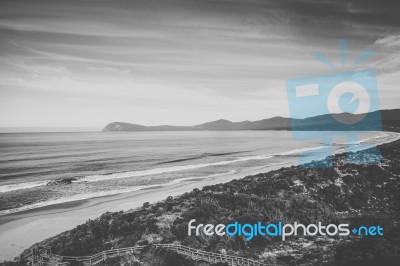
[0,130,385,215]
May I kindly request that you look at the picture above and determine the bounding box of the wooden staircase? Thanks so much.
[29,244,278,266]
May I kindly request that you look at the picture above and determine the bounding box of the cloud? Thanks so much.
[0,0,399,127]
[375,34,400,48]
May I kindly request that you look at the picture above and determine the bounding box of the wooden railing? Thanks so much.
[33,244,278,266]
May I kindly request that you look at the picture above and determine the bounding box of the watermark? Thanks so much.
[286,40,382,167]
[188,219,383,241]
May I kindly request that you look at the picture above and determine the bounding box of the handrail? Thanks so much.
[34,243,278,266]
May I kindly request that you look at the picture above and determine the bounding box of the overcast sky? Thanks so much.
[0,0,399,129]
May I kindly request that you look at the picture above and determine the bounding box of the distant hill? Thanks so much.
[103,109,400,132]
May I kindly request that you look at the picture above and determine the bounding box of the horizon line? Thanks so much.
[1,108,394,133]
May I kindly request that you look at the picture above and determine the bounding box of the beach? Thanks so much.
[0,163,284,261]
[0,131,399,262]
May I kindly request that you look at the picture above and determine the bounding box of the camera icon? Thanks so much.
[286,69,382,167]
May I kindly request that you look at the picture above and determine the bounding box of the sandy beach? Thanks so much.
[0,131,399,262]
[0,164,286,262]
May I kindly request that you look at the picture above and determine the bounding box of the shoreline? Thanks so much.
[0,164,289,262]
[0,131,399,262]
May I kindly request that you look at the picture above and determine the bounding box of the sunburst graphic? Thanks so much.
[315,39,373,69]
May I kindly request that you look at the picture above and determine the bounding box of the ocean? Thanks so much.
[0,130,386,215]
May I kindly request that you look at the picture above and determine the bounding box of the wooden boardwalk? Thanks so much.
[29,244,278,266]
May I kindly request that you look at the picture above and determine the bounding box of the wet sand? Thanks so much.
[0,131,399,262]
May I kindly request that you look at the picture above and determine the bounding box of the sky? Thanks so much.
[0,0,399,129]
